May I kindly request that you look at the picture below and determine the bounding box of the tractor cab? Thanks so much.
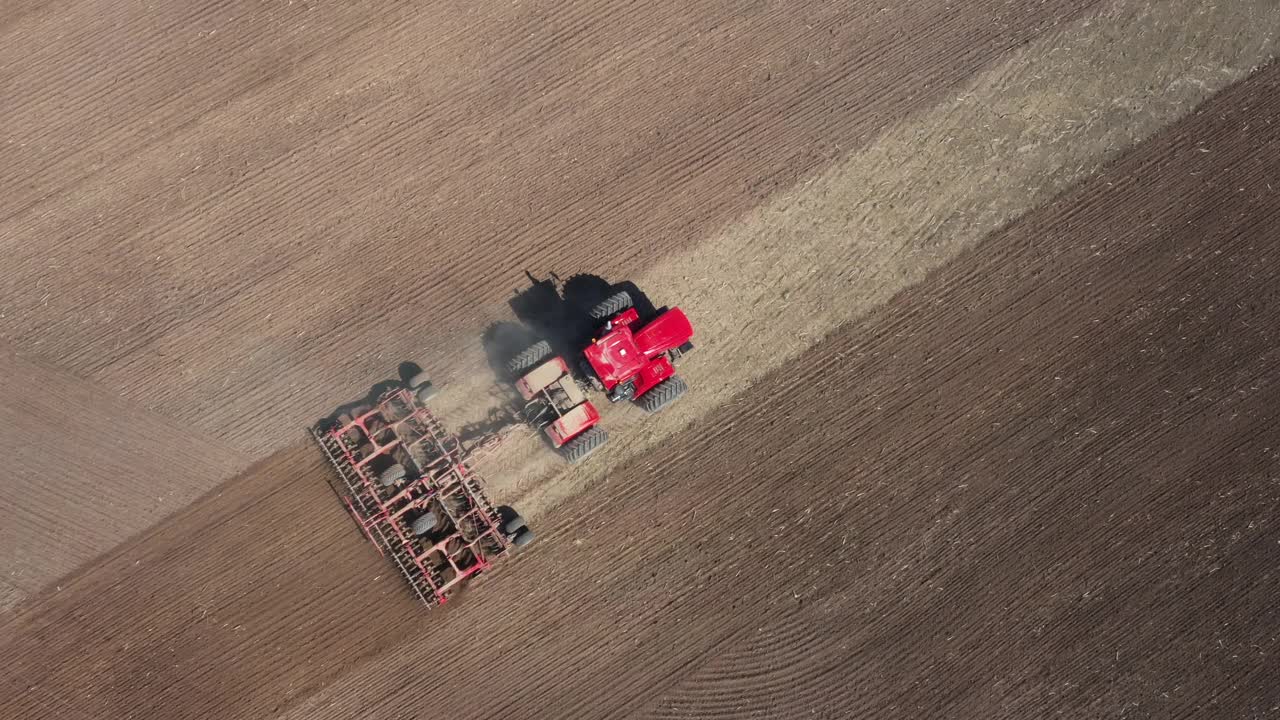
[584,306,693,401]
[583,308,646,387]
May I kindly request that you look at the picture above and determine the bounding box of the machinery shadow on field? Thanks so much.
[478,272,660,456]
[482,271,659,380]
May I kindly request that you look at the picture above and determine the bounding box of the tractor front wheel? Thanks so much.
[559,426,608,464]
[588,290,633,320]
[512,527,536,547]
[504,514,528,535]
[638,375,687,414]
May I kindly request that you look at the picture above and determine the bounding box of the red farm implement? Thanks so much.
[312,376,532,608]
[506,284,695,464]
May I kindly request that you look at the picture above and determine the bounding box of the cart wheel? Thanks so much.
[416,382,439,404]
[559,426,608,464]
[411,511,437,536]
[638,375,687,414]
[407,370,432,389]
[512,527,535,547]
[588,290,632,320]
[507,340,553,376]
[503,514,527,535]
[379,464,406,487]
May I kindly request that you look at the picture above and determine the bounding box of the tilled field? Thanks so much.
[2,0,1278,717]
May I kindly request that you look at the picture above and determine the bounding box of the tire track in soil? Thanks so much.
[0,346,249,608]
[4,57,1278,720]
[642,615,832,719]
[0,0,1100,455]
[0,0,55,33]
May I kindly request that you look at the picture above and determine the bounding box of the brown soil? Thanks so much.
[0,347,248,601]
[0,0,1101,459]
[3,57,1278,720]
[0,0,1118,613]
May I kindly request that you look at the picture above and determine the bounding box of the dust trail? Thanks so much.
[426,0,1280,518]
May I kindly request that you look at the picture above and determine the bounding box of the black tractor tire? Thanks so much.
[503,514,527,535]
[559,426,608,464]
[588,290,633,320]
[506,340,553,377]
[638,375,688,414]
[411,511,437,536]
[512,527,536,547]
[379,464,407,487]
[407,370,432,389]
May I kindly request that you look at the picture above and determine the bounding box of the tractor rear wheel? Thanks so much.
[411,511,437,536]
[589,290,633,320]
[638,375,687,414]
[513,527,536,547]
[407,370,432,388]
[507,340,553,376]
[503,514,527,535]
[559,426,608,463]
[379,464,407,487]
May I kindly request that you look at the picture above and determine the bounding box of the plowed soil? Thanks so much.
[2,0,1279,718]
[0,0,1101,455]
[0,348,249,602]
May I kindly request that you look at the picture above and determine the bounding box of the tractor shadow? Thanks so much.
[313,360,523,452]
[478,271,660,455]
[483,271,659,377]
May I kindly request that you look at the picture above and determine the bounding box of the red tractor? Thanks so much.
[507,288,694,463]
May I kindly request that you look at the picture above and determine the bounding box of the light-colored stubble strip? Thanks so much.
[427,0,1278,519]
